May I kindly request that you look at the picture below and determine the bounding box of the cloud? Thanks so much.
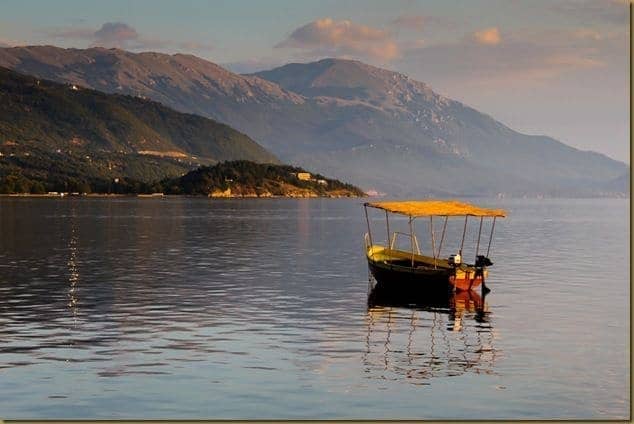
[399,38,426,50]
[47,22,143,49]
[550,0,629,24]
[93,22,139,48]
[390,14,453,33]
[222,57,285,74]
[45,27,95,39]
[0,37,26,47]
[45,22,213,53]
[543,54,604,68]
[571,29,603,41]
[472,27,501,45]
[176,41,215,52]
[277,18,399,61]
[392,15,427,32]
[396,27,621,89]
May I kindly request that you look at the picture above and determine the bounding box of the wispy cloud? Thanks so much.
[472,27,501,45]
[391,15,427,32]
[93,22,139,48]
[0,37,25,47]
[550,0,629,24]
[276,18,399,62]
[390,14,453,33]
[397,26,621,89]
[45,22,213,53]
[222,57,285,74]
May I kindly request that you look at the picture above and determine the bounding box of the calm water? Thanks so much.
[0,197,629,419]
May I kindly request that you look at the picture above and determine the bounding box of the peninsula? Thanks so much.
[161,161,366,198]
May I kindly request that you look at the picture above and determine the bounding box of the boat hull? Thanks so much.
[368,281,485,312]
[368,259,452,291]
[366,246,486,292]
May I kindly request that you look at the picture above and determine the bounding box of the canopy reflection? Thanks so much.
[363,289,499,384]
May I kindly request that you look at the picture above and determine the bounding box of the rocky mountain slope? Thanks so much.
[0,46,307,154]
[254,59,628,196]
[0,46,627,196]
[0,66,277,192]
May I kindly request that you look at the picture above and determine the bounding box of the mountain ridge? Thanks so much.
[0,66,278,193]
[0,45,627,196]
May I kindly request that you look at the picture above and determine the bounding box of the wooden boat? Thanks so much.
[363,200,506,294]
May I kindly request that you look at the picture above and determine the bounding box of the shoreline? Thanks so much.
[0,193,367,199]
[0,193,628,200]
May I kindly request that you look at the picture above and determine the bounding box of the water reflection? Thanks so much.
[0,198,366,380]
[363,289,498,384]
[67,207,79,318]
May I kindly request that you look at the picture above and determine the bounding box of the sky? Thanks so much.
[0,0,630,162]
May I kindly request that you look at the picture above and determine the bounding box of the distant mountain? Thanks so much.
[254,59,628,196]
[0,66,277,193]
[1,46,627,197]
[0,45,307,154]
[595,170,630,195]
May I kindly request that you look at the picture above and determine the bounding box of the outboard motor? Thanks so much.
[474,255,493,295]
[475,255,493,268]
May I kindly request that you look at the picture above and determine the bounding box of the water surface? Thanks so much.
[0,197,629,419]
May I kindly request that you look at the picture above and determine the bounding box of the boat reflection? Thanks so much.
[363,288,499,384]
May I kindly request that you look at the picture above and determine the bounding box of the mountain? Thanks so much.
[0,46,627,196]
[595,170,630,195]
[0,45,307,153]
[0,66,278,193]
[254,59,628,196]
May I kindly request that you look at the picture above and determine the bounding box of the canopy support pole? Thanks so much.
[460,215,468,255]
[409,217,415,267]
[486,216,497,257]
[475,217,483,261]
[364,205,373,258]
[430,216,437,268]
[385,210,391,251]
[437,215,448,259]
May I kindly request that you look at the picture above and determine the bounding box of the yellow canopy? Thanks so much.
[364,200,506,218]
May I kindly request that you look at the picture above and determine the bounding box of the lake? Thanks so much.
[0,197,629,419]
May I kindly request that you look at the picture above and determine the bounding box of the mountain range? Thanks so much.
[0,66,277,192]
[0,45,628,196]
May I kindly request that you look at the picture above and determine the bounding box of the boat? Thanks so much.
[363,200,506,294]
